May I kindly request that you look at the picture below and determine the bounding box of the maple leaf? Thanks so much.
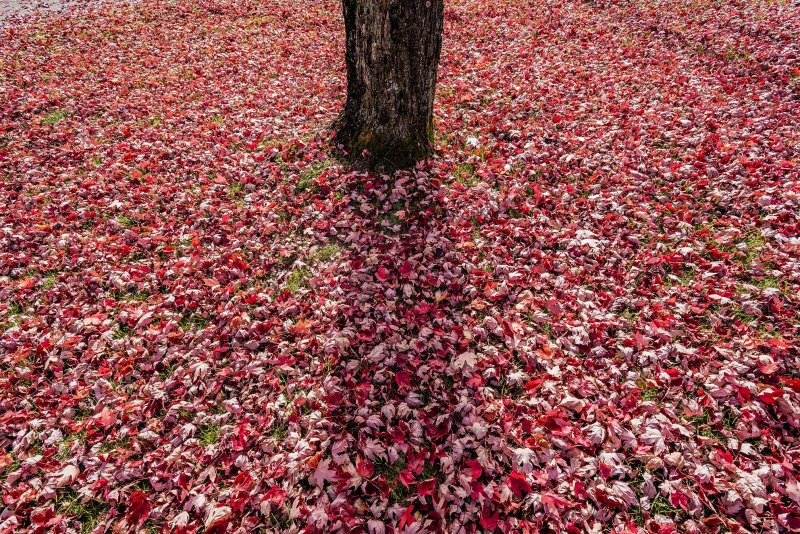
[311,459,337,488]
[507,471,532,498]
[452,351,477,370]
[126,490,151,527]
[376,266,390,282]
[418,478,437,496]
[93,407,116,429]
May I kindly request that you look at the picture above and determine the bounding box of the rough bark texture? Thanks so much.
[335,0,444,169]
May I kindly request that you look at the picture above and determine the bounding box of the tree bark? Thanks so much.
[335,0,444,169]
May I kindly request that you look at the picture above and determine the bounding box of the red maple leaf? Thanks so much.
[507,471,532,498]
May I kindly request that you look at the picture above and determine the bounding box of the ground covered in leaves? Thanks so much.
[1,0,799,532]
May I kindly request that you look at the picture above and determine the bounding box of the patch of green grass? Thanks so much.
[315,244,340,262]
[56,489,110,534]
[757,277,781,290]
[149,117,162,126]
[210,114,224,124]
[117,216,137,229]
[723,47,749,61]
[113,321,132,339]
[686,410,725,441]
[90,156,103,166]
[650,495,682,517]
[9,300,25,315]
[668,265,696,286]
[469,216,481,240]
[453,163,478,187]
[111,288,149,302]
[198,423,221,446]
[159,362,178,380]
[297,160,332,194]
[42,270,59,289]
[420,462,445,483]
[179,313,210,331]
[493,375,525,399]
[630,506,645,526]
[374,457,411,504]
[268,512,293,530]
[617,306,639,323]
[739,232,765,265]
[143,519,163,534]
[730,306,758,325]
[98,436,130,454]
[507,207,524,219]
[722,408,739,430]
[42,109,69,125]
[56,430,88,460]
[270,420,288,442]
[284,268,311,293]
[229,182,245,198]
[641,386,661,402]
[1,455,21,482]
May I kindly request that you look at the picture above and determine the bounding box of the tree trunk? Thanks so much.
[335,0,444,169]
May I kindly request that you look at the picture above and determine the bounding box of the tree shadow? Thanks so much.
[303,165,513,527]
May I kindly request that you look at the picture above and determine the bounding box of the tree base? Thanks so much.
[333,116,433,171]
[335,0,444,172]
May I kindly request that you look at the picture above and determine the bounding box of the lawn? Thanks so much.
[1,0,799,532]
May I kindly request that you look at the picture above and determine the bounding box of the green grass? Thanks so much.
[641,386,661,402]
[111,288,150,302]
[149,117,163,126]
[453,163,478,187]
[42,109,69,125]
[723,47,749,61]
[268,512,294,530]
[98,435,130,454]
[757,277,781,290]
[56,430,88,461]
[1,455,21,483]
[113,321,132,339]
[374,457,411,504]
[650,495,682,517]
[229,182,245,198]
[179,313,210,331]
[686,410,725,441]
[9,300,25,315]
[198,423,221,446]
[56,489,110,534]
[740,232,765,265]
[507,207,524,219]
[722,408,739,430]
[315,244,340,262]
[42,271,59,289]
[419,462,445,483]
[629,504,646,526]
[270,420,289,442]
[284,268,311,293]
[117,216,137,229]
[297,160,332,194]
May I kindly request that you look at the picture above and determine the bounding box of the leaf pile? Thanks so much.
[1,0,798,532]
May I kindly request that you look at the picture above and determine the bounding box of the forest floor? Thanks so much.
[1,0,799,532]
